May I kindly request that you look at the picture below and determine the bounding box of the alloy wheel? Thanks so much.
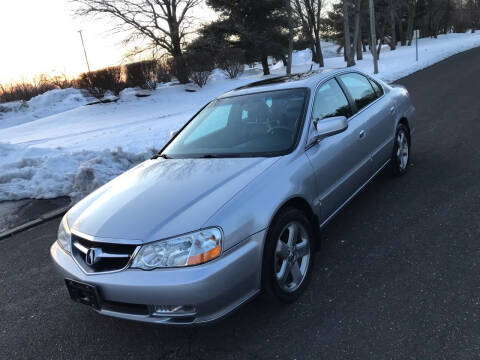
[274,221,311,293]
[396,129,409,171]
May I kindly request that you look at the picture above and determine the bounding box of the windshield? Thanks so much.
[163,88,308,158]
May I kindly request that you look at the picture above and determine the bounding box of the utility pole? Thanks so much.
[78,30,91,73]
[369,0,379,74]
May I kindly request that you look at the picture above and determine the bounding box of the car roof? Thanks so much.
[218,68,347,98]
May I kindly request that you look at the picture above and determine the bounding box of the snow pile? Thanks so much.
[0,142,154,201]
[292,48,313,65]
[271,46,329,70]
[0,88,91,130]
[321,41,342,58]
[0,31,479,202]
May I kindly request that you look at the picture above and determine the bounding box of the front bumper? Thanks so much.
[50,230,266,325]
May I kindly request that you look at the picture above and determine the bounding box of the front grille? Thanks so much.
[71,233,139,273]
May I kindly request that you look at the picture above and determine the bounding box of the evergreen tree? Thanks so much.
[206,0,289,75]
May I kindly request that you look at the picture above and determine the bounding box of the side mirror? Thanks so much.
[170,130,179,138]
[313,116,348,140]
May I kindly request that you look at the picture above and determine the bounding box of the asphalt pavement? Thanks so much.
[1,46,480,359]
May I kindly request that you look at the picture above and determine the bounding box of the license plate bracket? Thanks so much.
[65,279,101,310]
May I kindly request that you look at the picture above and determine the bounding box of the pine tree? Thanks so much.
[206,0,289,75]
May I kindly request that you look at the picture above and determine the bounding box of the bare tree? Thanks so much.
[73,0,202,83]
[294,0,324,66]
[466,0,480,32]
[406,0,416,45]
[389,0,397,49]
[343,0,355,66]
[352,0,362,61]
[286,0,294,75]
[369,0,378,73]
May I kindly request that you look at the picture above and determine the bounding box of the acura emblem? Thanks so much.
[86,248,102,266]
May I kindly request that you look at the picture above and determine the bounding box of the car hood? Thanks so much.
[68,157,279,242]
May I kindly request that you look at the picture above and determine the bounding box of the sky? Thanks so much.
[0,0,335,85]
[0,0,215,84]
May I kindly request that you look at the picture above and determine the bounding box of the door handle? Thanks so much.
[359,130,366,139]
[390,106,396,114]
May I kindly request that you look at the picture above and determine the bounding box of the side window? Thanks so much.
[312,79,352,121]
[369,78,384,97]
[339,73,378,111]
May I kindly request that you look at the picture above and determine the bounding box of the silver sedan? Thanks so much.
[51,69,415,325]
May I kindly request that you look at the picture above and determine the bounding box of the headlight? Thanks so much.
[57,215,71,253]
[131,228,222,269]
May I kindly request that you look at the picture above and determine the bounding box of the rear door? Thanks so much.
[337,73,394,171]
[305,78,373,224]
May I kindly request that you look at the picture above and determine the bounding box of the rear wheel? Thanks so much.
[262,208,314,303]
[391,124,410,176]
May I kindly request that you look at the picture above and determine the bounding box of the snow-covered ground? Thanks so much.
[1,32,479,202]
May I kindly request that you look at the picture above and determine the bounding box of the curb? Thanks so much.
[0,206,69,241]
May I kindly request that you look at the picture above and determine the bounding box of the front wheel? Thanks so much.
[390,124,410,176]
[262,208,314,303]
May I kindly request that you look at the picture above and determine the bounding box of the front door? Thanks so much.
[305,78,372,224]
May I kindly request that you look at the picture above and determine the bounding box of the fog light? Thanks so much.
[151,305,196,317]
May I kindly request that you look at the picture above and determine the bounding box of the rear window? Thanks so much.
[369,79,384,97]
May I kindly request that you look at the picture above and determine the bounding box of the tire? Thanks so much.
[390,124,411,176]
[261,208,315,303]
